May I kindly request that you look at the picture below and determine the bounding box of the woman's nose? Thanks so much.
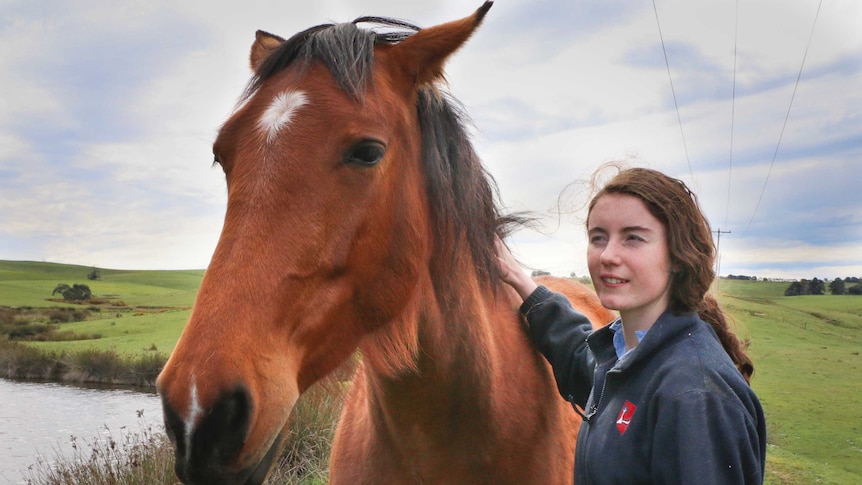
[599,239,622,265]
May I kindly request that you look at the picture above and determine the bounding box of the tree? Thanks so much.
[829,278,846,295]
[531,270,551,277]
[784,281,804,296]
[809,277,826,295]
[52,283,92,301]
[87,267,101,281]
[849,284,862,296]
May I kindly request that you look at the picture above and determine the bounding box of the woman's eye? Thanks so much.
[344,141,385,166]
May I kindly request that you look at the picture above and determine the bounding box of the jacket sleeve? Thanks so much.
[650,388,765,484]
[521,285,595,407]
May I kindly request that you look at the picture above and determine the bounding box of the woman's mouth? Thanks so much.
[602,276,628,285]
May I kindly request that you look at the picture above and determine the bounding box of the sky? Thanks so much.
[1,0,860,281]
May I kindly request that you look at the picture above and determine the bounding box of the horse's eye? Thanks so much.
[344,141,385,167]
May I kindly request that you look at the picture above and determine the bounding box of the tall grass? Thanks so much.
[0,339,166,387]
[0,338,62,380]
[23,417,175,485]
[264,376,348,484]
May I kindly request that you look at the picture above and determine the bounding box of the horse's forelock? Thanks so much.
[242,18,419,103]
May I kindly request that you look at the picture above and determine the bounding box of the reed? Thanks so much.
[264,377,347,484]
[24,417,175,485]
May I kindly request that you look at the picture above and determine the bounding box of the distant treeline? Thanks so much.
[718,274,862,296]
[785,277,862,296]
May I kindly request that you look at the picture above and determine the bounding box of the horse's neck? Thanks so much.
[360,271,525,430]
[341,272,577,481]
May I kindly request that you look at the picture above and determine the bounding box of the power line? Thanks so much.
[652,0,694,183]
[745,0,823,232]
[725,0,739,230]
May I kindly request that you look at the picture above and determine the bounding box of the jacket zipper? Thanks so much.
[587,373,608,418]
[586,363,623,420]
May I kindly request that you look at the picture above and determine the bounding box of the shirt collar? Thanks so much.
[609,319,649,360]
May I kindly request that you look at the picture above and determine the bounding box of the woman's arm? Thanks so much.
[495,237,595,406]
[521,286,595,407]
[495,236,537,301]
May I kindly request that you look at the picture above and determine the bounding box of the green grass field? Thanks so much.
[717,279,862,484]
[2,261,860,483]
[0,260,201,356]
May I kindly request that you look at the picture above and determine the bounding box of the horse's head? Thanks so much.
[157,3,495,484]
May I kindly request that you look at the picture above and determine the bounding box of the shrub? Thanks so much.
[0,340,164,386]
[52,283,93,301]
[37,330,102,342]
[61,348,127,384]
[128,353,167,388]
[60,349,165,387]
[0,307,17,325]
[6,322,55,340]
[48,310,73,323]
[0,338,65,380]
[48,308,91,324]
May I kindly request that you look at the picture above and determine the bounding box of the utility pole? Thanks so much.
[713,229,731,292]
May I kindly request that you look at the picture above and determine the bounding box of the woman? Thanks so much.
[497,167,766,484]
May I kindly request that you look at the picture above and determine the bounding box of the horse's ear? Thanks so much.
[392,1,492,86]
[250,30,286,71]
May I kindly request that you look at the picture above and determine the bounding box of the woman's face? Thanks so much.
[587,193,674,329]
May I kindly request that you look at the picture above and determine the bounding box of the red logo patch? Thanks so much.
[615,401,636,434]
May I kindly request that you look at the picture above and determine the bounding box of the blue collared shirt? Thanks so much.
[609,319,648,360]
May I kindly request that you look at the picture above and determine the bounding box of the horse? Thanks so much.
[156,3,615,484]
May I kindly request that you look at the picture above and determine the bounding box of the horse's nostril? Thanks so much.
[163,385,254,484]
[194,386,253,463]
[189,387,252,474]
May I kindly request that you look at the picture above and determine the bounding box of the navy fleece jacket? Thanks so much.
[522,286,766,484]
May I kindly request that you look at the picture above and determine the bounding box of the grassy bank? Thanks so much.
[0,260,195,387]
[0,339,166,388]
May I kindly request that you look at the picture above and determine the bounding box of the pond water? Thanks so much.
[0,379,163,484]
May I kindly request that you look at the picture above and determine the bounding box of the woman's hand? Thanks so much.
[495,236,538,301]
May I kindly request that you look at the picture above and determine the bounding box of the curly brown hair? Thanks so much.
[587,166,754,383]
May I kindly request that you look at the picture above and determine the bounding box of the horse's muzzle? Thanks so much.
[161,385,279,485]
